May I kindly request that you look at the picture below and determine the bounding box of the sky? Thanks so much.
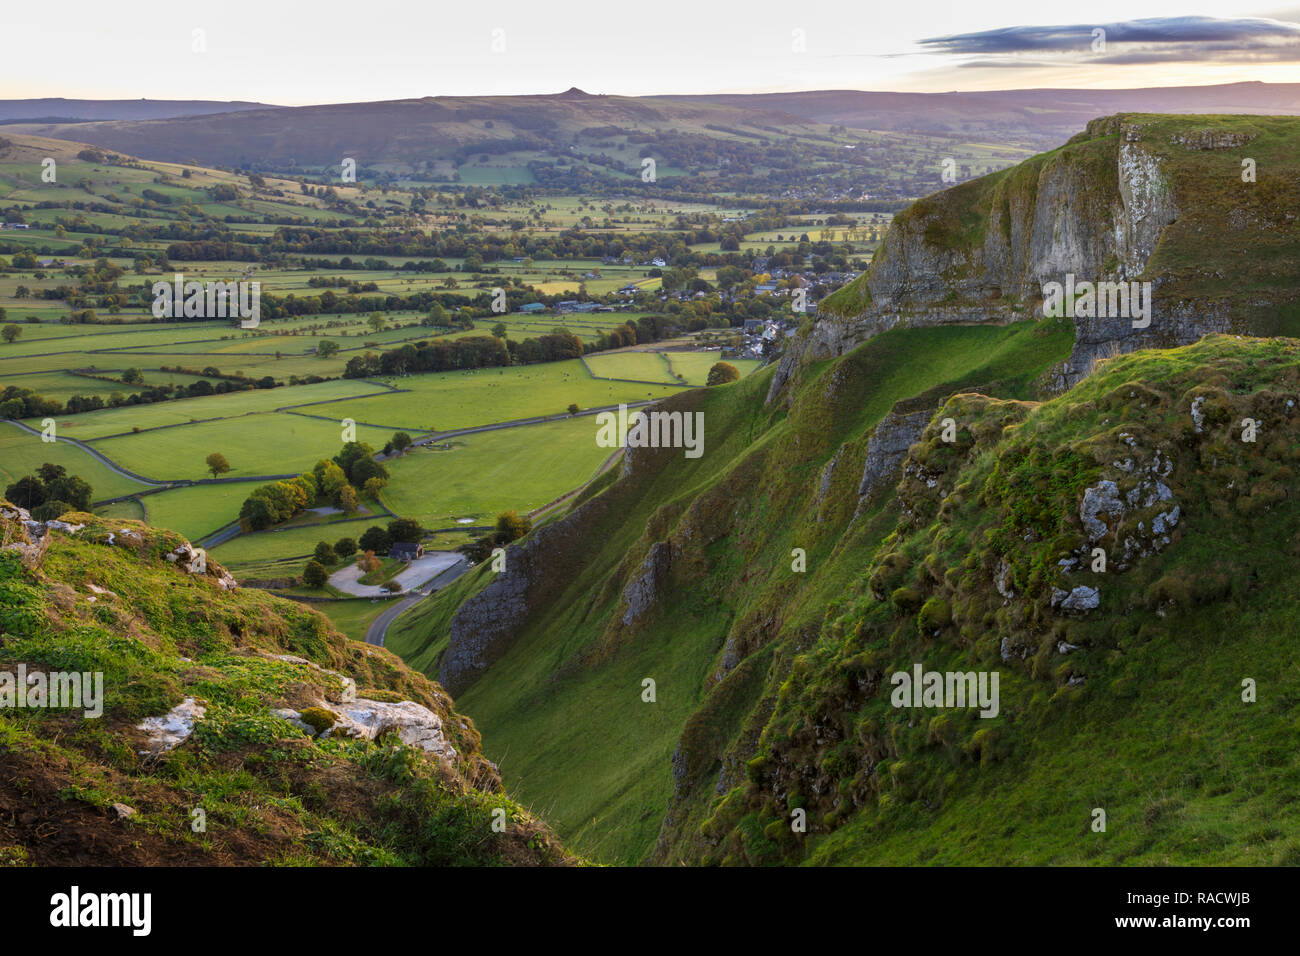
[3,1,1298,104]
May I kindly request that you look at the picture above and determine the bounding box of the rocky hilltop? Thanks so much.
[773,113,1300,400]
[0,505,573,866]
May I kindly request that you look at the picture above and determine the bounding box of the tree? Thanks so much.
[339,484,359,514]
[567,403,580,415]
[1,324,20,344]
[205,452,231,478]
[390,431,412,454]
[706,361,740,386]
[5,475,47,508]
[317,339,339,358]
[36,463,66,483]
[367,312,386,333]
[334,537,357,558]
[314,541,338,565]
[46,475,92,511]
[302,560,328,589]
[358,525,391,554]
[313,459,348,503]
[491,322,508,339]
[362,476,386,499]
[388,517,423,544]
[349,456,388,488]
[494,509,531,545]
[121,367,143,384]
[334,442,386,486]
[356,549,381,574]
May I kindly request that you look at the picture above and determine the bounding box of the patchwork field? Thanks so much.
[379,416,616,525]
[88,412,396,481]
[0,421,149,500]
[584,351,681,383]
[663,352,763,385]
[307,360,686,432]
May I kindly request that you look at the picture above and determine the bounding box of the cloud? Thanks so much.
[921,15,1300,65]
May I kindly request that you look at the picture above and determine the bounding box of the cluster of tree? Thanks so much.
[0,374,274,421]
[352,516,425,557]
[236,438,397,531]
[460,510,532,564]
[341,319,661,381]
[343,335,509,378]
[4,463,93,521]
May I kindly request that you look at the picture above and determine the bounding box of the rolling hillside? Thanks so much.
[386,113,1300,865]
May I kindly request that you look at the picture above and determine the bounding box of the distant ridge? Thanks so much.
[0,98,280,123]
[7,82,1300,168]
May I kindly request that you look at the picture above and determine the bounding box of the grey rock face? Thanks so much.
[1059,586,1101,612]
[768,119,1243,403]
[621,541,673,627]
[1080,480,1125,541]
[439,536,538,696]
[856,408,932,509]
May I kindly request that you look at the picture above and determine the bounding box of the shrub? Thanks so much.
[890,586,923,613]
[707,361,740,386]
[302,560,328,589]
[298,706,338,735]
[917,596,952,635]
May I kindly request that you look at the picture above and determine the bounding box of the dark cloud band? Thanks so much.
[922,15,1300,63]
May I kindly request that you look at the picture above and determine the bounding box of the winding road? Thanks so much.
[363,554,472,646]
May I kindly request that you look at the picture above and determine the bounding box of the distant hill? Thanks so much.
[1,93,818,168]
[680,82,1300,144]
[5,83,1299,170]
[0,98,278,123]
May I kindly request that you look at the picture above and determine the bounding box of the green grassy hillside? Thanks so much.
[0,506,574,866]
[702,334,1300,865]
[390,318,1073,863]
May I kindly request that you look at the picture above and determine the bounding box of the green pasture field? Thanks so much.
[0,421,149,500]
[87,412,395,482]
[378,416,615,525]
[24,377,391,441]
[93,497,145,523]
[135,482,251,541]
[0,370,148,400]
[662,352,763,385]
[584,351,680,383]
[306,359,684,432]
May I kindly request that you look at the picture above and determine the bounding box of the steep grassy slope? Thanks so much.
[0,508,573,866]
[698,335,1300,865]
[391,319,1072,863]
[387,115,1300,867]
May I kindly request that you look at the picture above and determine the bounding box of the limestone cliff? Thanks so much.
[772,113,1298,402]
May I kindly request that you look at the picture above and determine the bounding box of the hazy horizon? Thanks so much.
[3,2,1299,105]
